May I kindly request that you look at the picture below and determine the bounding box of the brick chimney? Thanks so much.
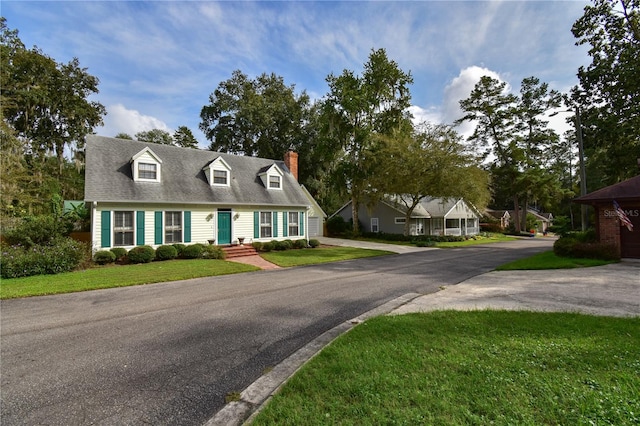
[284,149,298,181]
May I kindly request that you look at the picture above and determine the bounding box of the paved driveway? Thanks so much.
[1,238,553,425]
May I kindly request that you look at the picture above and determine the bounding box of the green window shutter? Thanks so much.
[300,211,305,236]
[254,211,259,239]
[101,210,111,248]
[184,211,191,243]
[136,211,145,245]
[273,211,278,237]
[283,212,288,237]
[154,211,163,245]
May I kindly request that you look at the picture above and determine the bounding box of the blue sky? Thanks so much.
[3,1,590,148]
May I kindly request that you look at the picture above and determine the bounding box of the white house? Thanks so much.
[84,136,324,251]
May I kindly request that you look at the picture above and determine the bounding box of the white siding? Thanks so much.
[92,202,310,251]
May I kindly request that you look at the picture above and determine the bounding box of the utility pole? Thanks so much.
[575,107,588,231]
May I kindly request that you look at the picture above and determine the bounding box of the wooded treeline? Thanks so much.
[2,0,638,233]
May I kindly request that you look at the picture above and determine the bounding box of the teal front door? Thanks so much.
[217,211,232,245]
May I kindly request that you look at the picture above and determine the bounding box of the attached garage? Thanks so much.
[308,217,321,237]
[574,175,640,259]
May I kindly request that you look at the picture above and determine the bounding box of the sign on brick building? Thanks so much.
[574,176,640,259]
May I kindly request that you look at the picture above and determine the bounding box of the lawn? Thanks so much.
[251,311,640,425]
[434,234,517,247]
[496,250,618,270]
[0,246,392,299]
[0,259,259,299]
[260,247,393,267]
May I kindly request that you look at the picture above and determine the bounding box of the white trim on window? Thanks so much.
[288,211,299,237]
[131,147,162,182]
[165,211,183,243]
[205,157,232,187]
[371,218,379,233]
[394,217,406,224]
[260,211,272,238]
[114,211,134,246]
[269,175,281,189]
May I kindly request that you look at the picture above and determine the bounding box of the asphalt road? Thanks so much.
[1,238,553,425]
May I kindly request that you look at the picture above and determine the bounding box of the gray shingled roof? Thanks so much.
[84,135,310,207]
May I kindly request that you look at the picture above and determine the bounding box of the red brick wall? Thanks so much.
[594,203,622,256]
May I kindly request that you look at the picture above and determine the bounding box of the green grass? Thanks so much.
[0,259,259,299]
[435,234,517,247]
[496,250,618,270]
[260,247,393,267]
[251,311,640,425]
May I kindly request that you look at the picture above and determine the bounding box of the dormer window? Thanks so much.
[213,170,228,185]
[258,164,284,191]
[131,147,162,182]
[269,175,281,189]
[204,157,232,187]
[138,163,157,180]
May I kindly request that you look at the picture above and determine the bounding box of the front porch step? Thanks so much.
[221,245,258,259]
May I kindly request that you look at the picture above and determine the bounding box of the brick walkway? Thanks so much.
[227,255,281,270]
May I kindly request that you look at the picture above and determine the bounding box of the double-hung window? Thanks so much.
[165,211,182,243]
[114,211,134,246]
[260,212,272,238]
[269,175,281,189]
[213,170,228,185]
[371,218,379,233]
[288,212,299,237]
[138,163,157,180]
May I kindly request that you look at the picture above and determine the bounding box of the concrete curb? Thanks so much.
[204,292,423,426]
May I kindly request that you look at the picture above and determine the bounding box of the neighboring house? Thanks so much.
[510,209,554,233]
[84,135,323,250]
[331,197,480,236]
[485,208,553,233]
[485,209,511,229]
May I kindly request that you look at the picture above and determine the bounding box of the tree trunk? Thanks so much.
[521,196,529,232]
[512,195,521,234]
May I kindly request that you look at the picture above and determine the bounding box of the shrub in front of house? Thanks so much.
[127,245,155,264]
[181,244,204,259]
[2,214,74,248]
[156,245,178,261]
[252,241,263,251]
[572,242,620,260]
[553,237,578,257]
[262,242,274,252]
[480,222,504,233]
[1,237,86,279]
[172,243,186,257]
[308,239,320,248]
[326,215,349,236]
[273,240,288,251]
[109,247,127,261]
[94,250,116,265]
[293,239,307,249]
[202,245,226,260]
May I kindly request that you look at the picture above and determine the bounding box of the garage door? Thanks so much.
[308,217,321,237]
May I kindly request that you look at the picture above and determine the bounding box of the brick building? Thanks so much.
[574,175,640,259]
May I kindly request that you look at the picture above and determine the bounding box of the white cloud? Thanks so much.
[98,104,171,138]
[410,66,507,139]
